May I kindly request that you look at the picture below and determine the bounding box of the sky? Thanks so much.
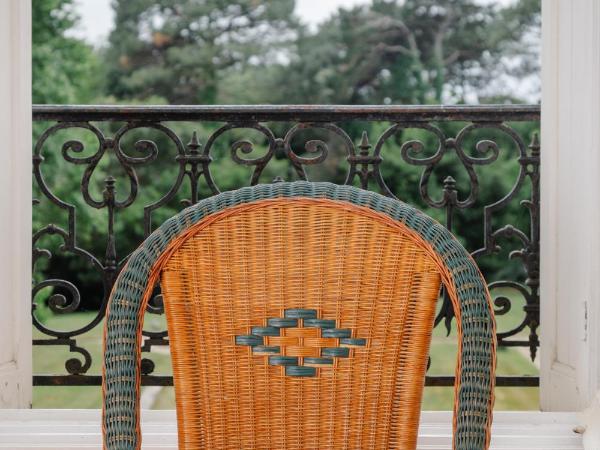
[70,0,370,45]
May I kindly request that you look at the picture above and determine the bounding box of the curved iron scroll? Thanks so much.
[32,105,540,387]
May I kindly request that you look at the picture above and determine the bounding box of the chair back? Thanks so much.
[103,182,496,450]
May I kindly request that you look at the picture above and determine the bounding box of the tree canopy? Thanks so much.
[105,0,298,103]
[32,0,100,104]
[32,0,541,309]
[263,0,540,104]
[33,0,541,105]
[103,0,540,105]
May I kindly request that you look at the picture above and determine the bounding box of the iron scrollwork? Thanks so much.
[32,105,540,387]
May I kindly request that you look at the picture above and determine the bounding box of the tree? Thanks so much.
[32,0,100,104]
[105,0,298,104]
[270,0,540,104]
[32,0,103,312]
[33,0,541,310]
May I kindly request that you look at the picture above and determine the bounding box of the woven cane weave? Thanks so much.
[102,182,496,450]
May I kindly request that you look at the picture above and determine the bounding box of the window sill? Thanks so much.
[0,410,583,449]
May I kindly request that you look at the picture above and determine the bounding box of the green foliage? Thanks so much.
[267,0,540,104]
[32,0,541,311]
[32,0,105,310]
[32,0,101,104]
[105,0,298,104]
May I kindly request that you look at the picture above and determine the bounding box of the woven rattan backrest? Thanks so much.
[160,198,441,449]
[103,182,496,450]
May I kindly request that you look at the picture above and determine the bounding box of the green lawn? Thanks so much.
[422,287,539,410]
[33,288,538,410]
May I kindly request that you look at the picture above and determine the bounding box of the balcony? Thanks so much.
[22,103,582,448]
[1,1,600,448]
[32,104,540,398]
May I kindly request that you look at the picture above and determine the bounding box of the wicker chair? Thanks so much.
[102,181,496,450]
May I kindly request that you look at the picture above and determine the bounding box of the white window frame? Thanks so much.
[0,0,32,408]
[540,0,600,411]
[1,0,599,416]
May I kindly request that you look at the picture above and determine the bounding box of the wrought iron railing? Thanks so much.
[32,104,540,387]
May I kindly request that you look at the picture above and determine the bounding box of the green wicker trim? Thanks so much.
[267,318,298,328]
[284,308,318,319]
[285,366,317,377]
[269,356,298,366]
[236,311,366,376]
[322,328,352,338]
[103,181,495,450]
[303,319,336,328]
[235,335,263,346]
[339,338,367,347]
[303,357,334,365]
[251,326,280,336]
[321,347,350,358]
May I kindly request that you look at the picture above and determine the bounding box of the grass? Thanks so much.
[33,288,538,410]
[33,311,172,409]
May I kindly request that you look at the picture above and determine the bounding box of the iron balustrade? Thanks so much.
[32,104,540,388]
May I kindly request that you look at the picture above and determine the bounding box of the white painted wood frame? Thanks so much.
[0,410,584,449]
[2,0,600,422]
[0,0,32,408]
[540,0,600,411]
